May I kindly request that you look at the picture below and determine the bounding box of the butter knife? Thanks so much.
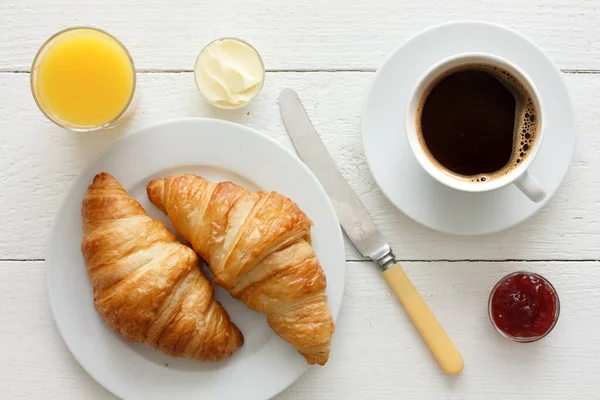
[278,88,464,375]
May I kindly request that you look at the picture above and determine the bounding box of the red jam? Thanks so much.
[489,272,559,342]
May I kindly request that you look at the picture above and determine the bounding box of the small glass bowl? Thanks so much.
[488,271,560,343]
[31,26,136,132]
[193,37,265,110]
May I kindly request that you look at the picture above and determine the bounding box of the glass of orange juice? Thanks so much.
[31,27,136,132]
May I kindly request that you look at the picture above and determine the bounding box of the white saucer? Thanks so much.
[362,21,575,235]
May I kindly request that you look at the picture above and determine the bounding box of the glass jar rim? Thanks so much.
[30,26,137,132]
[488,271,560,343]
[193,37,265,110]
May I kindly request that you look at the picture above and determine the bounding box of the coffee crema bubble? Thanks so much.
[416,63,539,183]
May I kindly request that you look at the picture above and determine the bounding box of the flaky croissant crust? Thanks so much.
[147,174,334,365]
[81,173,243,361]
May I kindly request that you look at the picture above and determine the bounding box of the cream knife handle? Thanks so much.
[383,263,464,375]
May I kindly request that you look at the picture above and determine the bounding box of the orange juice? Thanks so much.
[31,27,135,131]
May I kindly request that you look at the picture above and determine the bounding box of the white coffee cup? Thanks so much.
[406,53,546,203]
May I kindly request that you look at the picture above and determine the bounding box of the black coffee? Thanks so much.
[417,64,538,182]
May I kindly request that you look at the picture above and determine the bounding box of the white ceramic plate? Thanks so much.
[362,21,576,235]
[46,118,346,400]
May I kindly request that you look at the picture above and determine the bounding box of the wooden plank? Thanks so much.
[0,261,114,399]
[1,260,598,399]
[281,260,600,399]
[0,72,596,260]
[2,0,600,71]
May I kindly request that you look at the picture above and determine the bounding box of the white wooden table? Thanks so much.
[2,1,599,399]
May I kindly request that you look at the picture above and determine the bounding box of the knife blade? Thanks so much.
[279,89,391,262]
[279,88,464,375]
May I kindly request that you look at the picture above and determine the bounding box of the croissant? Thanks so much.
[147,174,334,365]
[81,173,243,361]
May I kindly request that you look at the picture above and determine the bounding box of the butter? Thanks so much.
[194,38,265,109]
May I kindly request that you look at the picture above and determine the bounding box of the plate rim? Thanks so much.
[45,117,346,400]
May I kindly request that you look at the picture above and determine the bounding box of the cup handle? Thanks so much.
[514,170,546,203]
